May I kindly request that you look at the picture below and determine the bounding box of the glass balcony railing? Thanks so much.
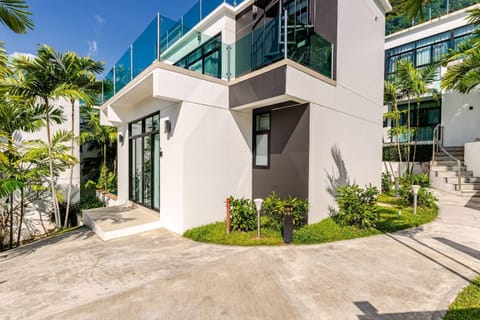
[100,1,334,104]
[386,0,479,35]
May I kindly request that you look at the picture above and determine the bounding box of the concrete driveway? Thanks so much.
[1,191,479,320]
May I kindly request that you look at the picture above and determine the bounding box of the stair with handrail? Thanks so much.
[430,124,480,199]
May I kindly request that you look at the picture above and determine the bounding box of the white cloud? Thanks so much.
[8,52,36,60]
[88,41,98,56]
[95,15,105,24]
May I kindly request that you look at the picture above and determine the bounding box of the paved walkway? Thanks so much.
[0,191,479,319]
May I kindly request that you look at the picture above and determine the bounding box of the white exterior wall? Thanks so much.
[465,141,480,177]
[442,90,480,146]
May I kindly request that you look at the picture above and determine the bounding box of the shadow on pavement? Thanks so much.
[0,227,95,262]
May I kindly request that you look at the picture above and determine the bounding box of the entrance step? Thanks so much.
[83,205,162,241]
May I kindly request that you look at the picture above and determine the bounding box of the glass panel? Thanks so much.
[130,139,136,201]
[202,0,223,20]
[146,116,153,132]
[432,41,449,62]
[133,16,158,78]
[159,15,179,53]
[144,136,152,207]
[255,133,269,167]
[153,134,160,210]
[135,137,143,203]
[115,48,132,93]
[189,59,203,73]
[416,46,431,66]
[152,114,160,131]
[183,2,201,32]
[204,50,220,78]
[131,120,142,136]
[103,68,115,101]
[256,114,270,130]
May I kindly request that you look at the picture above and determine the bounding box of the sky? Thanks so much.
[2,0,198,75]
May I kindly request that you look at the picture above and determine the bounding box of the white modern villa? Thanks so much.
[99,0,391,234]
[384,3,480,198]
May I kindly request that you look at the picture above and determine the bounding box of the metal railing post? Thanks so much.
[113,65,116,94]
[157,12,161,60]
[130,44,133,81]
[457,159,462,192]
[284,9,288,59]
[226,45,232,81]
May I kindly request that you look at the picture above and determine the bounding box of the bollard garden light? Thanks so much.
[412,185,421,215]
[395,177,399,198]
[254,198,263,239]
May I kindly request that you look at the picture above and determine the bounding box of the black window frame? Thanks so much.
[128,111,160,211]
[253,111,271,169]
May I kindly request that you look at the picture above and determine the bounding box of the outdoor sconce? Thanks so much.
[164,120,172,134]
[119,133,124,145]
[254,198,263,239]
[412,185,421,215]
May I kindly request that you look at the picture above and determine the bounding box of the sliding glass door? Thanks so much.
[129,113,160,211]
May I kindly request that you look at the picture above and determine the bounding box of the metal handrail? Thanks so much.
[432,124,462,192]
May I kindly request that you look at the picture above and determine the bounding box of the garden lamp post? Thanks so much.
[254,198,263,239]
[412,185,421,215]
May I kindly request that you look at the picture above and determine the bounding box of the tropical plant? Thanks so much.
[334,184,379,229]
[56,51,103,228]
[0,0,33,33]
[229,196,257,232]
[80,106,117,192]
[442,8,480,94]
[262,192,308,231]
[384,80,406,171]
[6,45,90,228]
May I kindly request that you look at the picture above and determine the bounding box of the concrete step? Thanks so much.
[434,155,465,161]
[432,170,473,178]
[446,176,480,184]
[444,146,465,151]
[460,190,480,198]
[453,183,480,191]
[431,165,468,172]
[435,152,464,158]
[432,160,465,166]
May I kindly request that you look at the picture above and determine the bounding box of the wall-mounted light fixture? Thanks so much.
[119,133,124,144]
[164,120,172,135]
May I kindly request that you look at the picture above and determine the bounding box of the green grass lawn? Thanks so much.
[183,194,438,246]
[444,277,480,320]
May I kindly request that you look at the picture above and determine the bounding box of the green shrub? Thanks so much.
[75,195,106,210]
[229,196,257,232]
[334,184,379,229]
[382,172,392,193]
[399,173,430,188]
[399,184,436,208]
[262,192,308,231]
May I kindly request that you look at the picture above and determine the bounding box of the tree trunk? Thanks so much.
[411,100,421,176]
[64,99,76,229]
[394,101,403,170]
[9,193,13,249]
[103,143,107,192]
[406,95,411,177]
[45,98,60,228]
[16,187,24,247]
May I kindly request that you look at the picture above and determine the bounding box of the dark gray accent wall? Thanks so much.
[253,103,309,200]
[313,0,338,79]
[229,66,286,108]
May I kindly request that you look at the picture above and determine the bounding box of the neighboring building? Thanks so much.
[384,4,480,148]
[384,4,480,197]
[100,0,391,234]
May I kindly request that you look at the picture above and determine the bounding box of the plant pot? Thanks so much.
[283,214,293,244]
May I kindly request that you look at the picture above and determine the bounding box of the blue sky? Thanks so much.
[2,0,197,74]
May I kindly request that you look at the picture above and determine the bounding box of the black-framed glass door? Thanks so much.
[129,112,160,211]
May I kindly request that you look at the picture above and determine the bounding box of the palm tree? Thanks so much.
[405,0,428,20]
[6,45,89,228]
[0,0,33,33]
[384,80,404,172]
[442,8,480,94]
[56,52,103,228]
[80,107,117,193]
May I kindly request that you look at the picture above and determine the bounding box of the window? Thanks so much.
[129,112,160,210]
[174,34,222,78]
[254,112,270,168]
